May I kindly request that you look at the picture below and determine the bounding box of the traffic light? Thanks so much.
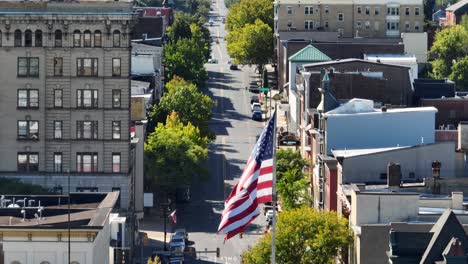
[216,247,220,258]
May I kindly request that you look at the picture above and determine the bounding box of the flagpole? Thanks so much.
[270,104,278,264]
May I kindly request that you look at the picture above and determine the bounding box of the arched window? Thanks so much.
[94,30,102,47]
[73,30,81,47]
[113,30,120,47]
[55,30,62,47]
[24,30,32,47]
[83,30,91,47]
[14,29,22,47]
[35,29,42,47]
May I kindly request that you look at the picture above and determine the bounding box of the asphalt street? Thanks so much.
[170,0,269,263]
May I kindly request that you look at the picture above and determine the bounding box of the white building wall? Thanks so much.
[401,32,428,63]
[94,218,111,264]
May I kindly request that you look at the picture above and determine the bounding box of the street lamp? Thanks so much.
[160,199,171,251]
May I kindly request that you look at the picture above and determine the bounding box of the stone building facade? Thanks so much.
[0,0,136,209]
[274,0,424,38]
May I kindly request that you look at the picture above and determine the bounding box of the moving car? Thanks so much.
[229,64,239,70]
[251,102,261,112]
[252,110,262,121]
[173,229,188,243]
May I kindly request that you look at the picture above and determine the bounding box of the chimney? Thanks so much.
[387,163,401,190]
[432,160,441,179]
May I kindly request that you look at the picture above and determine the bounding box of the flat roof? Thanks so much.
[332,146,407,158]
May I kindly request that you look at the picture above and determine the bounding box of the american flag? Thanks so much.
[217,112,276,241]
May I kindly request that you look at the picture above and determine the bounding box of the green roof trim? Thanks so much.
[288,45,332,63]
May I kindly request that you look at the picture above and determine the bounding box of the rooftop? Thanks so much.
[331,146,407,158]
[0,192,119,229]
[289,45,332,63]
[131,55,155,76]
[446,0,468,12]
[303,58,411,70]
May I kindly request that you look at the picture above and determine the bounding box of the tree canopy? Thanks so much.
[144,113,209,189]
[226,0,273,31]
[149,77,215,138]
[226,19,273,66]
[429,24,468,89]
[276,149,311,209]
[241,207,352,264]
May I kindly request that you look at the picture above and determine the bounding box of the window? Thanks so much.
[54,121,62,139]
[54,89,63,108]
[25,30,32,47]
[405,7,410,15]
[35,30,42,47]
[77,89,98,108]
[315,21,320,28]
[55,30,62,47]
[76,153,98,172]
[18,120,39,140]
[54,153,62,172]
[365,6,370,15]
[287,6,293,15]
[112,121,121,139]
[405,21,410,31]
[415,7,420,16]
[338,13,344,22]
[77,121,98,139]
[415,22,420,31]
[112,153,121,173]
[325,21,329,28]
[77,58,98,77]
[73,30,81,47]
[112,89,121,108]
[356,21,362,29]
[112,58,121,77]
[17,152,39,172]
[325,5,329,14]
[287,20,293,28]
[14,30,22,47]
[17,57,39,78]
[305,6,313,15]
[387,21,400,30]
[365,21,370,29]
[54,57,63,76]
[17,89,38,108]
[94,30,102,47]
[357,6,362,14]
[304,20,314,30]
[375,7,380,15]
[113,30,121,47]
[387,7,399,15]
[83,30,91,47]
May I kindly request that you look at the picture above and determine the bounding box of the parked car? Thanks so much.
[230,64,239,70]
[251,102,261,112]
[250,96,259,104]
[173,228,188,242]
[208,58,218,64]
[169,237,185,256]
[252,110,262,121]
[249,85,260,94]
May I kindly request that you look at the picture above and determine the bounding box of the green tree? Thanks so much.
[436,0,457,7]
[226,0,273,31]
[149,77,215,138]
[449,56,468,89]
[226,19,273,67]
[168,13,193,41]
[0,178,55,195]
[424,0,435,20]
[164,36,208,86]
[241,208,352,264]
[276,149,310,209]
[461,14,468,31]
[429,25,468,78]
[224,0,239,8]
[145,113,209,189]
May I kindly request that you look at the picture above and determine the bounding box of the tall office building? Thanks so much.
[0,0,137,209]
